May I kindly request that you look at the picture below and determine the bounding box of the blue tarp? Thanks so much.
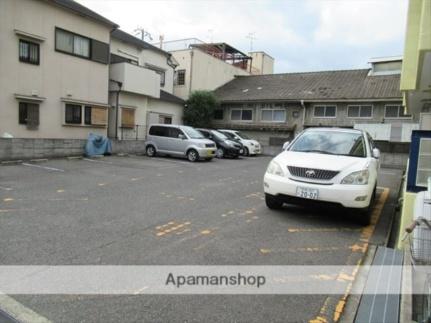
[85,133,112,157]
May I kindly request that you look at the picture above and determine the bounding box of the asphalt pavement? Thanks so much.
[0,155,403,322]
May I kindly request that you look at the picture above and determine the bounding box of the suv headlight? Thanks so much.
[341,170,369,185]
[266,161,284,176]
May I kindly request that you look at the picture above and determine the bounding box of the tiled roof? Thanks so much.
[214,69,402,102]
[160,90,185,105]
[51,0,118,28]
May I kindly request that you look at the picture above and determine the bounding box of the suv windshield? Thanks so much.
[182,126,204,139]
[289,130,366,157]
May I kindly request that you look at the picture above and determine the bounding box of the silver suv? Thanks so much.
[145,124,216,162]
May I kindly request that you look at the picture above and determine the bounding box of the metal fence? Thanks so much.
[119,125,147,140]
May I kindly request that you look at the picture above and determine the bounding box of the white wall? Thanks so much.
[0,0,111,139]
[171,48,250,100]
[110,38,175,94]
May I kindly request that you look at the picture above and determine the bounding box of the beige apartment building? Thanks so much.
[108,30,184,140]
[165,41,252,100]
[0,0,118,139]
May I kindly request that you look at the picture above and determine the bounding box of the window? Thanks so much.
[313,105,336,118]
[65,104,82,124]
[416,138,431,187]
[18,102,39,129]
[56,29,89,58]
[231,109,253,121]
[168,127,183,138]
[385,105,412,119]
[213,109,224,120]
[261,109,286,122]
[347,105,373,118]
[149,125,169,137]
[84,106,92,125]
[55,28,109,64]
[19,40,39,65]
[121,108,135,128]
[176,70,186,85]
[157,71,166,86]
[159,115,172,124]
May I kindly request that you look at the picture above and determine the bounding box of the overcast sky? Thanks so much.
[77,0,408,73]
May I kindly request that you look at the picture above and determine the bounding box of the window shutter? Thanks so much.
[26,104,39,130]
[91,39,109,64]
[121,108,135,128]
[91,107,107,125]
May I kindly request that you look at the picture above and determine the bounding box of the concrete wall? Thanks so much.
[0,0,111,139]
[172,49,250,100]
[0,138,147,161]
[248,52,274,75]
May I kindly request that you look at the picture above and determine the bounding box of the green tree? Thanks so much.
[183,90,219,128]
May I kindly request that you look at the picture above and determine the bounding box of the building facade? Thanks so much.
[108,30,184,140]
[170,42,252,100]
[213,60,416,146]
[0,0,117,139]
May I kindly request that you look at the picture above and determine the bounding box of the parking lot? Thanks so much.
[0,155,402,322]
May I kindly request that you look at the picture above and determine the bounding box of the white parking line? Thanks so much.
[22,163,64,172]
[0,293,51,323]
[82,158,112,164]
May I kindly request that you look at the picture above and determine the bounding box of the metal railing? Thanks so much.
[119,125,147,140]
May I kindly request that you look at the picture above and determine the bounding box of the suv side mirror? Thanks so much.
[178,134,186,140]
[372,148,380,159]
[282,141,290,151]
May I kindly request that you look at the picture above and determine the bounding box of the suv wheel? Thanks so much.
[265,194,283,209]
[357,186,376,226]
[187,149,199,162]
[146,145,156,157]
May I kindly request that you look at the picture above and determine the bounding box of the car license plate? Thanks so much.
[296,187,319,200]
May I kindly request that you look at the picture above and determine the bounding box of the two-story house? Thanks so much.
[108,30,184,140]
[213,57,417,146]
[0,0,117,139]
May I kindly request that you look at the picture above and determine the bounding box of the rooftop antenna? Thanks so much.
[158,35,165,49]
[134,27,153,42]
[246,32,257,52]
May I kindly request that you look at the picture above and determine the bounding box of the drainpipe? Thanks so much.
[110,80,122,140]
[189,49,194,97]
[300,99,306,131]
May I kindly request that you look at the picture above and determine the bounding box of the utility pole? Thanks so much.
[134,27,153,42]
[246,32,257,52]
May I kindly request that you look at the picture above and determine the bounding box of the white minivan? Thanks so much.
[263,128,380,224]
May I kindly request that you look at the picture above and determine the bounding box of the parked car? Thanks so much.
[218,129,261,156]
[197,128,243,158]
[145,124,216,162]
[263,128,380,225]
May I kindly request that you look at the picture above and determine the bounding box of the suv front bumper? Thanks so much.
[263,173,373,208]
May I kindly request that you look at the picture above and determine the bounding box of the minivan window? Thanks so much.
[182,126,204,139]
[289,131,366,157]
[149,126,169,137]
[168,127,183,138]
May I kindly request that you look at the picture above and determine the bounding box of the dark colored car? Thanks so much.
[197,129,243,158]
